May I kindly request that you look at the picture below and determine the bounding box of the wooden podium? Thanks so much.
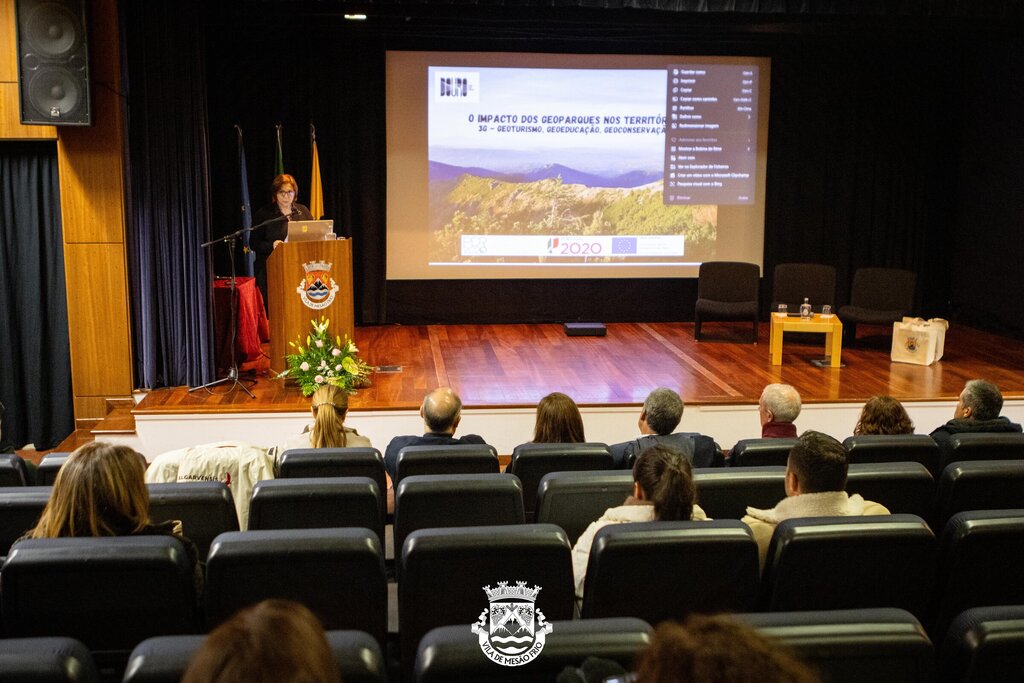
[267,239,354,369]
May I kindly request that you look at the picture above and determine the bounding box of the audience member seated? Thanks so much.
[633,614,819,683]
[275,385,371,454]
[571,444,709,603]
[383,387,487,478]
[853,395,914,435]
[23,441,203,597]
[521,391,586,446]
[181,599,341,683]
[741,431,890,570]
[930,379,1023,450]
[609,387,720,468]
[759,384,802,438]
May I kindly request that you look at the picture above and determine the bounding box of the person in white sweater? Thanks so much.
[572,444,710,603]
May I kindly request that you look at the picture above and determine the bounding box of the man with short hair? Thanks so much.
[758,383,802,438]
[609,388,721,468]
[742,431,890,569]
[930,379,1022,455]
[383,387,488,477]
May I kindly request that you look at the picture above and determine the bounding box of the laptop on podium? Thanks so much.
[286,219,335,242]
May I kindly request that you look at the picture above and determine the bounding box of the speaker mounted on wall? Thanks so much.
[15,0,91,126]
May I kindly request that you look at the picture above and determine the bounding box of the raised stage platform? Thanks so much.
[107,322,1024,459]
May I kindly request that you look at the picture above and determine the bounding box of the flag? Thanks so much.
[274,124,284,176]
[309,123,324,220]
[236,125,254,276]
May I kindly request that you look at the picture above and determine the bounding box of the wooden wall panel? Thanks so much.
[63,242,133,397]
[0,0,56,139]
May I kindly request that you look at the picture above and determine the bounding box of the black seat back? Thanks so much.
[507,443,614,518]
[771,262,837,313]
[931,510,1024,639]
[760,515,937,619]
[0,636,100,682]
[581,520,759,622]
[147,482,239,560]
[741,608,934,683]
[940,605,1024,683]
[694,466,786,519]
[415,618,652,683]
[941,432,1024,472]
[846,462,935,518]
[0,487,51,557]
[843,434,942,477]
[394,445,499,487]
[0,453,31,486]
[35,453,70,486]
[204,528,387,648]
[535,471,632,545]
[933,460,1024,531]
[278,447,388,520]
[728,438,798,467]
[248,477,384,541]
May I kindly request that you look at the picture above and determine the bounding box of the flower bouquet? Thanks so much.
[276,317,372,396]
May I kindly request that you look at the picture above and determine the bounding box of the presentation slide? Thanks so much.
[387,52,770,280]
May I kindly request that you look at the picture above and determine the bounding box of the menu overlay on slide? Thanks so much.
[665,64,758,205]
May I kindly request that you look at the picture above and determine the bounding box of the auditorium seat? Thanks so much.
[399,524,575,680]
[940,605,1024,683]
[771,262,837,314]
[759,514,936,619]
[393,473,525,567]
[247,476,383,541]
[0,636,100,683]
[393,444,499,487]
[506,443,614,518]
[938,432,1024,472]
[535,471,633,545]
[843,434,942,477]
[930,510,1024,639]
[278,447,388,519]
[693,466,786,519]
[727,437,798,467]
[204,528,387,648]
[35,452,70,485]
[147,481,239,560]
[845,462,935,518]
[838,267,916,344]
[580,520,759,622]
[739,608,934,683]
[0,487,50,559]
[933,460,1024,531]
[124,630,386,683]
[693,261,760,343]
[415,617,652,683]
[1,536,201,675]
[0,453,31,486]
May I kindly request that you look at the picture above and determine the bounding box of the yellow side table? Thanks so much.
[769,313,843,367]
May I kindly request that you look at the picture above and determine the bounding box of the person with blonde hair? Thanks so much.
[277,385,371,453]
[24,441,203,594]
[182,599,341,683]
[853,395,914,435]
[531,391,586,444]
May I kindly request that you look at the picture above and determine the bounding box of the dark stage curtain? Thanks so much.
[123,0,215,388]
[0,143,74,450]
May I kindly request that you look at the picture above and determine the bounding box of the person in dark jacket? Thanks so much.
[609,387,721,468]
[383,387,487,477]
[931,379,1023,453]
[251,173,314,307]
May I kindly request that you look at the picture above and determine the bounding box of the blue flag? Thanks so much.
[236,125,254,276]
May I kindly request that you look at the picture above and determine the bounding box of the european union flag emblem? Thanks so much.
[612,237,637,255]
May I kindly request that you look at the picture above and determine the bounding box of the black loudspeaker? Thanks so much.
[564,322,607,337]
[15,0,91,126]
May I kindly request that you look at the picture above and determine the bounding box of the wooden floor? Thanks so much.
[134,321,1024,416]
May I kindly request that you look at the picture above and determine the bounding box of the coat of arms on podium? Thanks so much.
[471,580,552,666]
[296,261,339,310]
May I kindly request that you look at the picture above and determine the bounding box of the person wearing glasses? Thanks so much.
[252,173,314,305]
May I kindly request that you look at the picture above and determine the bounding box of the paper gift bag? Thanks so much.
[891,317,949,365]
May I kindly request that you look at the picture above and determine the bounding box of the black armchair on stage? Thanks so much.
[694,261,761,343]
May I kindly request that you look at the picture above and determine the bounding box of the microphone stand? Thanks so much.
[189,221,277,398]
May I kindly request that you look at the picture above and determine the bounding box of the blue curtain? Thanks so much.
[123,0,214,388]
[0,142,74,450]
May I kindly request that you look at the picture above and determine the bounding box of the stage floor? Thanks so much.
[138,320,1024,415]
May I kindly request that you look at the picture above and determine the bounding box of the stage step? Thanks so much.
[92,405,136,437]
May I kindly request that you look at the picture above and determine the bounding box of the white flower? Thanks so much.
[335,364,343,372]
[314,374,324,384]
[349,342,359,353]
[299,362,310,372]
[331,348,342,357]
[315,340,325,348]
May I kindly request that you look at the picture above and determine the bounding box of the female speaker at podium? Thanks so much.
[252,173,314,307]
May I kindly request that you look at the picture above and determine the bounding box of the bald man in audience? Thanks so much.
[383,387,488,477]
[758,383,802,438]
[742,431,890,570]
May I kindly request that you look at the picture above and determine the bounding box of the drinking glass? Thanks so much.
[777,303,788,316]
[821,304,832,317]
